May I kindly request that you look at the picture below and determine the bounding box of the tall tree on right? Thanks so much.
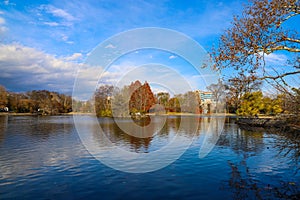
[212,0,300,113]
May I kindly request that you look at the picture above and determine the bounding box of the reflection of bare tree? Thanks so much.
[219,122,300,199]
[217,125,265,154]
[272,131,300,174]
[237,125,300,173]
[226,161,263,200]
[225,161,300,200]
[218,124,265,199]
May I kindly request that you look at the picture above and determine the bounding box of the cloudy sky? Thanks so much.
[0,0,298,97]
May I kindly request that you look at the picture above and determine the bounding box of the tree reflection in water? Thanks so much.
[96,116,223,153]
[218,122,300,199]
[96,116,202,153]
[273,130,300,174]
[0,115,8,143]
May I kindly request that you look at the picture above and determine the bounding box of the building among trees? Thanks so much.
[195,90,215,114]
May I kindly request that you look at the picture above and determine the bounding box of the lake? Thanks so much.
[0,115,299,199]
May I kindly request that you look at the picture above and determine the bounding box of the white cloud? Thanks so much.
[0,44,120,99]
[263,53,287,64]
[169,55,177,59]
[65,53,83,61]
[0,44,79,92]
[43,21,60,26]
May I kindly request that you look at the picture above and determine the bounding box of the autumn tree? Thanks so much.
[237,91,283,116]
[58,94,72,113]
[7,92,18,112]
[6,92,32,113]
[156,92,170,111]
[168,96,181,112]
[237,91,265,116]
[129,80,142,94]
[129,81,156,113]
[167,92,201,114]
[0,85,8,109]
[28,90,52,114]
[260,95,283,115]
[94,85,115,117]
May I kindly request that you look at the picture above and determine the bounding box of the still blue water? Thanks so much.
[0,115,299,199]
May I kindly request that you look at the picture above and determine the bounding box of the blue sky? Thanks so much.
[0,0,298,96]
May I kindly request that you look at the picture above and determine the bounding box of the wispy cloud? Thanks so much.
[43,21,60,26]
[42,5,75,22]
[34,4,76,28]
[169,55,177,59]
[2,0,15,6]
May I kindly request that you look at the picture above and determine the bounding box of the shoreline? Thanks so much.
[236,117,300,133]
[2,112,298,132]
[0,112,235,117]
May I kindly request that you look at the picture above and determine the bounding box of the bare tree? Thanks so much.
[207,79,226,113]
[213,0,300,93]
[226,74,262,113]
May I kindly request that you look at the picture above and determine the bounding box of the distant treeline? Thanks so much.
[0,85,72,115]
[0,81,201,116]
[1,78,299,117]
[91,80,201,117]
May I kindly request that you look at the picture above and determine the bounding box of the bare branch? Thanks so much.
[278,12,300,26]
[282,37,300,44]
[271,46,300,52]
[261,70,300,80]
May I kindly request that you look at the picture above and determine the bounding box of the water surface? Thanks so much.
[0,115,299,199]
